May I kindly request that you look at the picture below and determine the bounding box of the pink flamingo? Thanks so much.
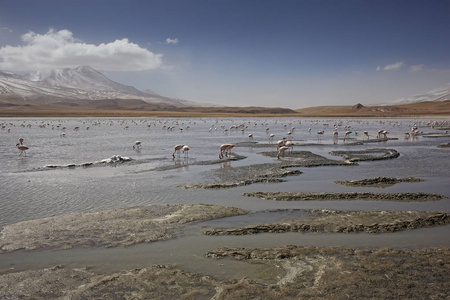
[16,143,29,156]
[248,133,253,140]
[377,130,383,139]
[225,144,235,157]
[172,144,184,158]
[269,134,275,143]
[284,140,294,153]
[276,140,285,150]
[219,144,228,159]
[317,130,324,141]
[133,141,141,149]
[219,143,235,159]
[182,145,190,157]
[344,131,352,141]
[333,130,339,144]
[363,131,370,140]
[277,146,289,159]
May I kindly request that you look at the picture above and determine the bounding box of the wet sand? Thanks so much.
[2,245,448,299]
[0,204,247,253]
[205,246,450,299]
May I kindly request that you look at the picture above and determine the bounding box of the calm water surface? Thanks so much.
[1,117,449,278]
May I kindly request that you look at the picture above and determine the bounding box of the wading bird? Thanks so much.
[172,144,184,158]
[317,130,324,141]
[277,146,289,159]
[182,145,190,157]
[219,143,235,159]
[284,140,294,153]
[16,143,29,156]
[344,131,352,141]
[133,141,141,149]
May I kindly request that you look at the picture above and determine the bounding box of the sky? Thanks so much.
[0,0,450,108]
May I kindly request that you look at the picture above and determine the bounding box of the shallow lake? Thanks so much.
[1,117,449,279]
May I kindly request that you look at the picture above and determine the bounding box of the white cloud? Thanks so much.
[166,38,178,45]
[1,27,13,32]
[0,29,163,71]
[409,64,424,72]
[376,61,404,71]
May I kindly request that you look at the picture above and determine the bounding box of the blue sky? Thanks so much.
[1,0,449,108]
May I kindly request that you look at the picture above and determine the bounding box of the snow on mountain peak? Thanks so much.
[0,66,202,107]
[388,83,450,105]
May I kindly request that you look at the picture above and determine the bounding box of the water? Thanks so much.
[1,117,450,278]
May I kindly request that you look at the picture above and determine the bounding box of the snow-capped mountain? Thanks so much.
[26,66,149,97]
[0,66,202,107]
[387,83,450,105]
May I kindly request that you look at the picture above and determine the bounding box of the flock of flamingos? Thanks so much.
[4,118,447,160]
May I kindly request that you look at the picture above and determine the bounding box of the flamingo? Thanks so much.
[277,146,289,159]
[133,141,141,149]
[248,133,253,140]
[172,144,184,158]
[333,130,339,144]
[317,130,324,141]
[19,138,24,145]
[363,131,370,140]
[269,134,275,143]
[219,144,228,159]
[16,143,29,156]
[284,140,294,153]
[219,143,235,159]
[276,139,285,150]
[377,130,383,139]
[344,131,352,141]
[225,143,235,157]
[182,145,190,157]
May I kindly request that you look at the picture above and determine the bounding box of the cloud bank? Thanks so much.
[0,29,163,72]
[409,64,424,72]
[166,38,179,45]
[376,61,404,71]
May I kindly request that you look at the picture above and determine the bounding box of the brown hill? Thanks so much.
[295,101,450,117]
[1,97,449,118]
[0,98,297,117]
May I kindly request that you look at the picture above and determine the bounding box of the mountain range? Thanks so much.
[0,66,208,109]
[385,83,450,105]
[0,65,449,110]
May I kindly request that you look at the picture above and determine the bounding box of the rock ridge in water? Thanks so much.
[204,210,450,235]
[43,155,132,169]
[334,176,424,187]
[243,191,446,202]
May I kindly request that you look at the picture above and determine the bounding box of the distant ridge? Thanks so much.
[383,83,450,105]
